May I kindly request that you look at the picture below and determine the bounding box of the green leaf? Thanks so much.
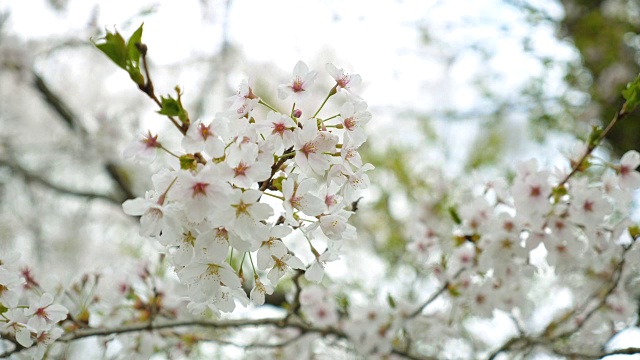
[623,74,640,112]
[179,154,198,171]
[129,69,145,87]
[127,23,144,69]
[271,176,285,192]
[587,125,603,148]
[158,96,181,116]
[387,294,396,309]
[93,29,128,69]
[448,206,462,225]
[551,184,568,203]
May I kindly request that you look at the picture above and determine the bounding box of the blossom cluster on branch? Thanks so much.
[3,23,640,360]
[120,58,372,317]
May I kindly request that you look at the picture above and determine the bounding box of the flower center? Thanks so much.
[192,182,209,197]
[234,162,249,177]
[344,117,356,130]
[301,142,317,156]
[199,123,211,140]
[292,76,304,92]
[272,122,286,136]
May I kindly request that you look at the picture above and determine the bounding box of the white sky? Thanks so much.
[3,0,571,116]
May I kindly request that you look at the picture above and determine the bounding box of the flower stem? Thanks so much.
[259,99,279,113]
[313,85,337,118]
[261,191,284,201]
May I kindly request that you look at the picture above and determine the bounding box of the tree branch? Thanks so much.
[57,317,344,343]
[487,244,632,359]
[0,158,122,205]
[407,268,465,318]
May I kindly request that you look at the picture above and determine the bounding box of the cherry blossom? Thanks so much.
[250,278,274,306]
[182,118,227,158]
[278,61,318,102]
[326,63,362,92]
[173,164,232,223]
[282,175,325,224]
[266,252,305,284]
[123,131,163,164]
[617,150,640,189]
[294,118,339,176]
[25,293,68,331]
[339,100,371,146]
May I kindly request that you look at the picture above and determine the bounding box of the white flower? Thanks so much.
[0,268,24,308]
[334,163,374,202]
[278,61,317,102]
[213,189,273,243]
[2,308,32,347]
[319,211,351,241]
[179,261,241,304]
[123,131,162,164]
[326,63,362,93]
[31,327,64,359]
[182,118,227,158]
[282,175,325,224]
[227,78,259,111]
[339,101,370,147]
[568,178,611,230]
[173,164,231,223]
[304,242,340,284]
[294,118,339,176]
[122,190,178,237]
[25,293,68,331]
[221,157,271,189]
[618,150,640,190]
[257,238,288,271]
[267,253,305,284]
[512,159,551,220]
[340,132,364,171]
[255,111,298,149]
[250,279,274,306]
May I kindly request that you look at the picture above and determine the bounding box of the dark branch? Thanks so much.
[0,158,122,205]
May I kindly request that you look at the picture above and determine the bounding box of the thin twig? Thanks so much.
[557,104,630,188]
[407,268,465,318]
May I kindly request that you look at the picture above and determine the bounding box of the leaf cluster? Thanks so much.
[92,24,145,87]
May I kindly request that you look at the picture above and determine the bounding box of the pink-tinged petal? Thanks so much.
[45,304,68,323]
[285,255,305,270]
[122,198,150,216]
[16,326,33,347]
[139,207,164,237]
[622,150,640,168]
[304,261,324,283]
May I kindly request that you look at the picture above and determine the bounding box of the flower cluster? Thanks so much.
[0,253,68,358]
[266,145,640,359]
[122,61,372,316]
[384,146,640,358]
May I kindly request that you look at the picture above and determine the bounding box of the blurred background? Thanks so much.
[0,0,639,298]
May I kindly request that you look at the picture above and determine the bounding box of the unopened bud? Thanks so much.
[135,42,148,56]
[293,109,302,118]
